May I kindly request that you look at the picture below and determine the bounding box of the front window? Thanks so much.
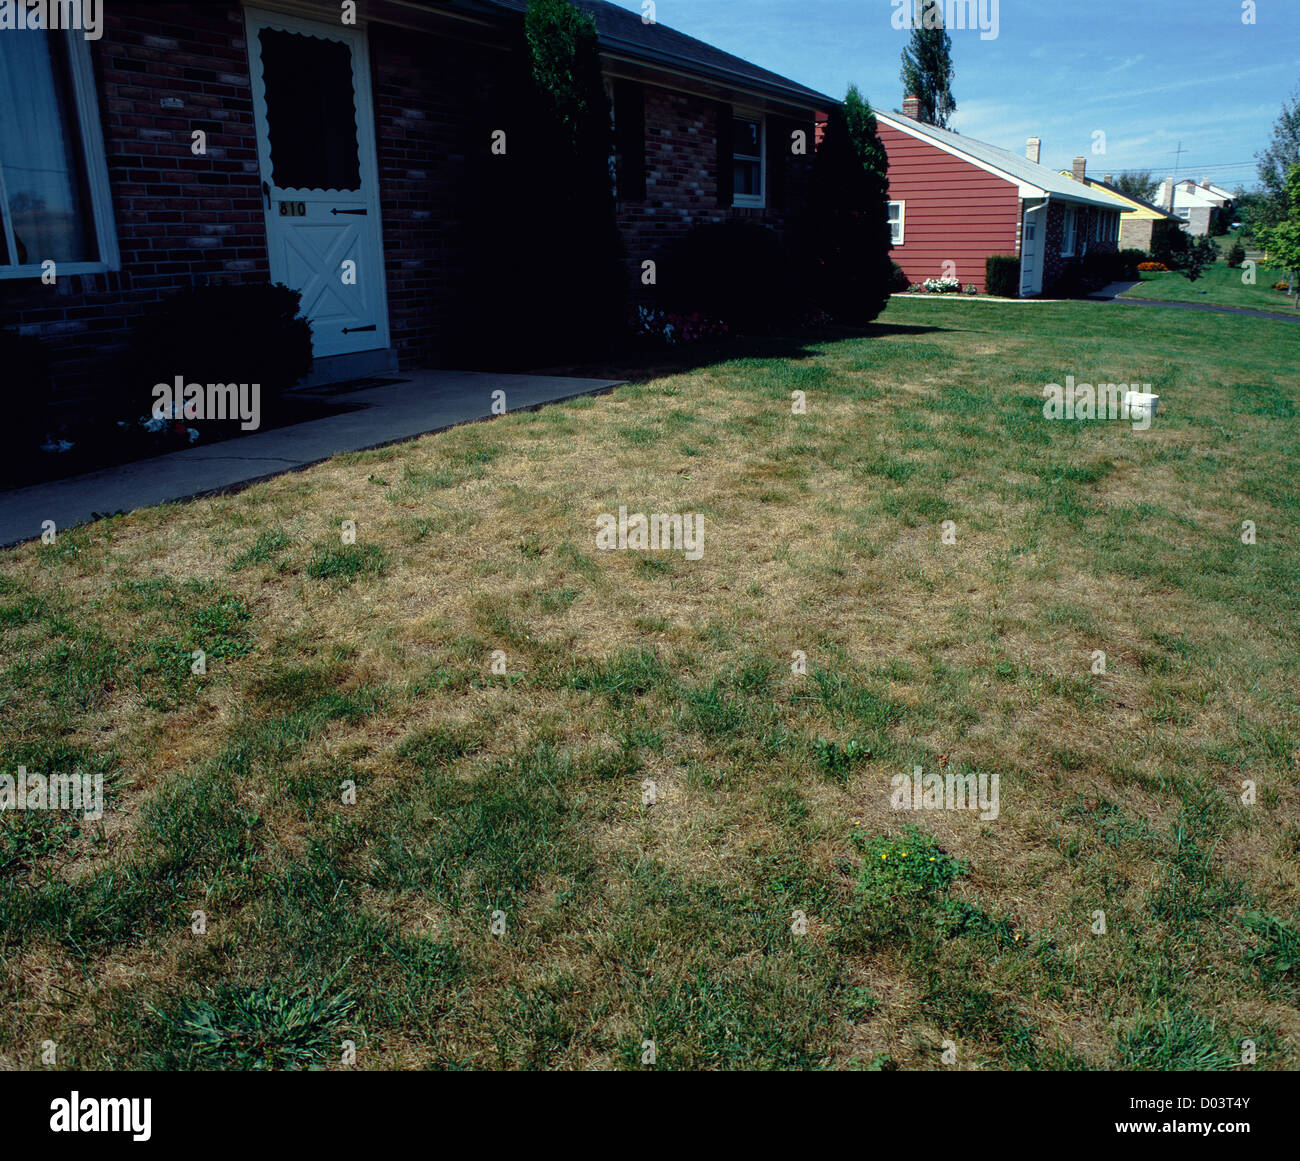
[732,112,764,208]
[1061,207,1077,257]
[0,30,117,277]
[888,201,905,245]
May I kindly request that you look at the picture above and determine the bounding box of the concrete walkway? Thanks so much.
[1094,295,1300,322]
[1087,280,1142,300]
[1,369,621,548]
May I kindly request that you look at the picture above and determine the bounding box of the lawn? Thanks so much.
[1120,260,1299,313]
[2,297,1297,1071]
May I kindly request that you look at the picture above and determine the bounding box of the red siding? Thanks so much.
[878,121,1020,292]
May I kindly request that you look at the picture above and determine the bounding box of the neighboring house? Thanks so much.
[876,99,1125,296]
[1156,178,1233,237]
[1058,165,1182,254]
[0,0,831,405]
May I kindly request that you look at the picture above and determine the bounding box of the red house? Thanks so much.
[876,97,1124,296]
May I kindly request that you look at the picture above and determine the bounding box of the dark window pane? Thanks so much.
[259,28,360,191]
[733,159,761,197]
[732,118,760,157]
[0,33,93,264]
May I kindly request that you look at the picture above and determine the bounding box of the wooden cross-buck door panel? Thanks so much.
[246,8,389,359]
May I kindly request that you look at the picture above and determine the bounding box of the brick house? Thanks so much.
[876,99,1125,296]
[1057,163,1183,255]
[0,0,830,407]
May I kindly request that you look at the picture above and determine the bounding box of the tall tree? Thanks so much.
[1112,171,1159,204]
[899,0,956,128]
[463,0,624,365]
[1256,86,1300,226]
[804,85,893,324]
[1257,163,1300,300]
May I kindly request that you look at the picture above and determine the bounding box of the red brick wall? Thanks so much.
[3,6,816,405]
[877,121,1021,292]
[0,3,265,409]
[616,83,813,295]
[1041,202,1119,294]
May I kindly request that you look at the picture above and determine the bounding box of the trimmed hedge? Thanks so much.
[985,255,1020,298]
[3,329,54,455]
[117,283,313,426]
[659,220,805,334]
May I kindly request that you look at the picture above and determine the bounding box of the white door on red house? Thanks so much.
[1020,203,1045,297]
[246,9,389,359]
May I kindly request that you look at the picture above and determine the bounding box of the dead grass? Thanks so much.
[1,298,1297,1070]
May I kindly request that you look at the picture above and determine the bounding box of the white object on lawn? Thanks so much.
[1124,391,1160,421]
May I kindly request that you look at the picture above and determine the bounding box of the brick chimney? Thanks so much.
[902,94,921,118]
[1104,173,1114,184]
[1072,157,1087,182]
[1026,137,1041,164]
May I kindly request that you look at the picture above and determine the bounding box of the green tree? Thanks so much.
[1257,163,1300,300]
[899,1,956,128]
[1256,86,1300,224]
[463,0,624,366]
[804,85,893,324]
[1112,171,1159,204]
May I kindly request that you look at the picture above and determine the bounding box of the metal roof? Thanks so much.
[877,112,1124,208]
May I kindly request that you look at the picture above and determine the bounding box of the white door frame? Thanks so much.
[1020,200,1046,298]
[244,6,390,358]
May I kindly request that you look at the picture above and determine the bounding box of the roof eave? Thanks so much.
[597,35,834,109]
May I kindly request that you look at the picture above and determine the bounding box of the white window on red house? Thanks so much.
[0,30,117,277]
[888,201,905,245]
[1062,207,1078,257]
[732,113,764,208]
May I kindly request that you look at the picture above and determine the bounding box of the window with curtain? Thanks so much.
[888,201,905,245]
[732,114,763,207]
[0,31,97,270]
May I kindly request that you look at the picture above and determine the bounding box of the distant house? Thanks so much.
[1058,163,1182,254]
[1156,178,1234,237]
[0,0,831,406]
[875,98,1125,296]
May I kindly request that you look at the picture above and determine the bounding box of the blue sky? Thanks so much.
[608,0,1299,192]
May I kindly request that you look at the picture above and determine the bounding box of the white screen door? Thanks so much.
[246,8,389,359]
[1020,204,1045,297]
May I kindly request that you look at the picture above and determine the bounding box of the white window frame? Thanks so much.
[1061,206,1077,258]
[888,200,905,245]
[731,108,765,209]
[0,30,119,280]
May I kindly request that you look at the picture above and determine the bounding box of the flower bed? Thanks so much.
[910,277,979,295]
[629,306,729,346]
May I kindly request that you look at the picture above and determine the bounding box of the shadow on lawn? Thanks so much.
[511,319,960,386]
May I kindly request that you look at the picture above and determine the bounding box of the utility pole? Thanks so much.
[1161,141,1186,213]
